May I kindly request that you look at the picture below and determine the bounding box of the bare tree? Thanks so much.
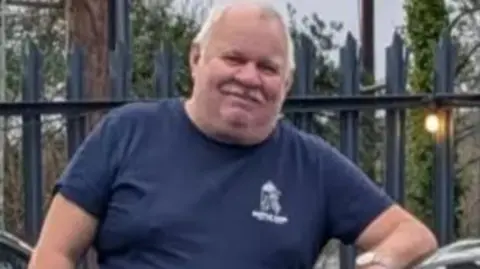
[66,0,110,128]
[65,0,110,267]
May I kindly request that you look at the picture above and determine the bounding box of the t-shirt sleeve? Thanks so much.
[53,111,123,218]
[323,145,394,245]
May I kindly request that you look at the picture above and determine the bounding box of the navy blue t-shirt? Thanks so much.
[54,98,393,269]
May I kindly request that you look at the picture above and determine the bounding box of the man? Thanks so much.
[27,1,438,269]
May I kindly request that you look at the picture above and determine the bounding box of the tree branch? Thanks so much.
[5,0,64,9]
[456,42,480,75]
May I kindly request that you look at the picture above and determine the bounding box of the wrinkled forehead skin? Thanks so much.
[200,3,290,74]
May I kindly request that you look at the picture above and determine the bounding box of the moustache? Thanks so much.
[219,81,265,104]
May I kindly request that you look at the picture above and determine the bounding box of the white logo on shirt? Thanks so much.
[252,181,288,225]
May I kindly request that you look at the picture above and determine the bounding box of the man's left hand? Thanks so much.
[355,205,438,269]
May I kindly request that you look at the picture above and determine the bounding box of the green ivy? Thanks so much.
[404,0,448,228]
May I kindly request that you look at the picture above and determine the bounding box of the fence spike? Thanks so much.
[433,30,456,247]
[67,44,85,101]
[22,41,43,101]
[340,33,359,95]
[66,44,86,159]
[110,42,131,100]
[339,31,360,269]
[434,32,456,95]
[157,41,177,98]
[292,33,315,97]
[384,32,407,204]
[21,39,43,246]
[386,33,407,95]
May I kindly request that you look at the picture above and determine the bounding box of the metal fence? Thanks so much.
[5,21,480,269]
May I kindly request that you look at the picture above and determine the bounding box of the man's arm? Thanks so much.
[355,205,438,269]
[319,140,437,269]
[28,107,128,268]
[28,194,97,269]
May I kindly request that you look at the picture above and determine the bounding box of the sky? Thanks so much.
[282,0,406,80]
[175,0,406,81]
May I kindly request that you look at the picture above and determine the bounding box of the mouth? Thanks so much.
[220,88,264,105]
[226,92,260,104]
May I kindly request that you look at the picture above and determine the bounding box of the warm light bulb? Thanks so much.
[425,114,440,134]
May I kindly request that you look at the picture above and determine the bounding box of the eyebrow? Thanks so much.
[260,57,283,69]
[226,49,283,66]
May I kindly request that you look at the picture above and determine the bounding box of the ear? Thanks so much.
[284,71,294,92]
[189,43,202,78]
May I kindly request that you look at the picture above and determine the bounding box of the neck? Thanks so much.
[183,98,274,146]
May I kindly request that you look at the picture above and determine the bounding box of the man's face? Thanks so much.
[189,7,291,142]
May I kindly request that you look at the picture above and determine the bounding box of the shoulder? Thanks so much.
[99,98,178,131]
[277,120,356,175]
[107,98,175,122]
[278,120,336,160]
[279,123,383,193]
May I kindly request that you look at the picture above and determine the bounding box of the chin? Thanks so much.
[217,115,274,145]
[223,116,251,130]
[220,108,253,126]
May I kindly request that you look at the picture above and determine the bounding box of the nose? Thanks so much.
[234,62,262,88]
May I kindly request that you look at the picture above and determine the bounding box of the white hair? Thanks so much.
[192,0,296,72]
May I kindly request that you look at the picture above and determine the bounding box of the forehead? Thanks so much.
[205,7,288,65]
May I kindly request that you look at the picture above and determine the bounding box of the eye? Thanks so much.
[259,63,278,74]
[223,55,245,65]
